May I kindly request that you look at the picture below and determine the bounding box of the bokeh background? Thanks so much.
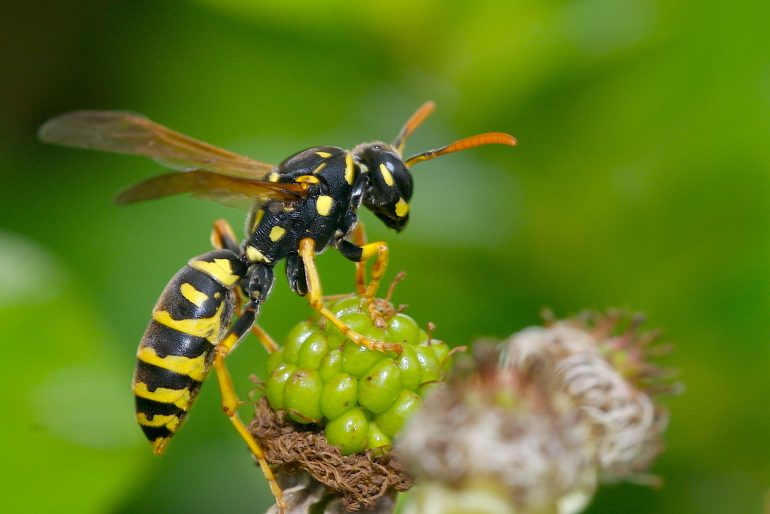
[2,0,768,512]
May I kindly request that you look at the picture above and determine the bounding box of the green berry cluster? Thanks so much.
[265,295,451,455]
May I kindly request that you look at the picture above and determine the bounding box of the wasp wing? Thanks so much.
[38,110,275,179]
[114,170,307,207]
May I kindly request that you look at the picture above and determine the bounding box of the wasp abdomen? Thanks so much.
[132,250,245,454]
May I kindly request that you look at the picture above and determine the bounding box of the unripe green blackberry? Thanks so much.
[325,407,369,455]
[358,359,403,413]
[284,368,323,423]
[341,339,385,376]
[265,363,295,411]
[318,348,343,382]
[320,373,358,420]
[366,421,392,456]
[375,389,422,438]
[395,344,422,391]
[297,332,328,369]
[413,345,441,383]
[263,293,453,455]
[282,320,314,365]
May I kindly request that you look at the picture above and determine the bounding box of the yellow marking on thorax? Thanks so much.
[269,226,286,242]
[268,172,280,183]
[246,245,271,263]
[316,151,332,158]
[379,163,395,186]
[345,152,355,185]
[136,412,181,432]
[295,175,320,184]
[152,302,225,343]
[137,346,210,382]
[313,162,327,174]
[316,195,333,216]
[180,283,208,308]
[395,198,409,217]
[133,381,193,411]
[188,258,239,287]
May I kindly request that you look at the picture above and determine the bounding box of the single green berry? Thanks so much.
[414,345,441,384]
[395,343,422,391]
[284,368,323,424]
[358,358,402,414]
[366,421,392,457]
[265,363,296,411]
[330,296,362,318]
[325,407,369,455]
[426,340,450,367]
[265,348,284,376]
[318,348,343,382]
[321,373,358,420]
[374,389,422,438]
[327,312,372,348]
[362,324,388,342]
[386,313,420,346]
[297,332,329,370]
[418,382,440,398]
[283,321,317,365]
[341,340,386,377]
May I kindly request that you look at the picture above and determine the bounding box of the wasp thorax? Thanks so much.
[354,142,413,232]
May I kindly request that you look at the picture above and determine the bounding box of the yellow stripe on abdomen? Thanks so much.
[136,412,181,432]
[152,302,225,343]
[188,258,239,287]
[136,346,209,382]
[133,381,193,411]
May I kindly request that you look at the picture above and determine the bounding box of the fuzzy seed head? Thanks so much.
[397,345,597,514]
[501,314,675,484]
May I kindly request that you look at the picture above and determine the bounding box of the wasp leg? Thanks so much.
[338,235,390,304]
[210,219,278,354]
[299,238,401,353]
[212,303,286,513]
[250,324,279,354]
[211,218,241,253]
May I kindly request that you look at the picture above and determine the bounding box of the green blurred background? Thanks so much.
[1,0,768,512]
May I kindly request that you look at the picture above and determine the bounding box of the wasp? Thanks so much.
[38,101,516,511]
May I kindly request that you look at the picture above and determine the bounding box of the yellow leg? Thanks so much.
[210,218,240,253]
[209,219,284,511]
[299,238,402,353]
[349,221,390,302]
[250,324,279,354]
[360,241,389,302]
[214,321,286,514]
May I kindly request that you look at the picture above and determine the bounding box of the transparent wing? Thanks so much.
[38,110,275,179]
[114,170,307,207]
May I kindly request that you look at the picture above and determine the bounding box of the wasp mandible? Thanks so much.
[39,101,516,511]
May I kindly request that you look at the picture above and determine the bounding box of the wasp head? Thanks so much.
[354,142,413,232]
[351,102,516,233]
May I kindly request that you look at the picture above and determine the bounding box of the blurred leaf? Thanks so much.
[0,232,146,513]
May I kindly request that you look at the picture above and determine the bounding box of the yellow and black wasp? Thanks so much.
[38,101,516,511]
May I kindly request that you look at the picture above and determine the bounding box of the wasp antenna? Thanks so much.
[393,101,436,155]
[404,132,517,167]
